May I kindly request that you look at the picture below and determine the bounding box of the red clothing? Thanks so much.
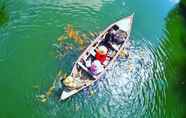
[95,52,107,64]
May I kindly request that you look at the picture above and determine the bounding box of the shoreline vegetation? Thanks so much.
[180,0,186,19]
[180,0,186,7]
[160,0,186,117]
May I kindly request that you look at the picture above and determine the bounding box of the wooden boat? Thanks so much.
[60,14,134,101]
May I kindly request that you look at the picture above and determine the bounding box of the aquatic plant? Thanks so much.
[55,24,100,60]
[65,24,85,47]
[36,70,66,102]
[0,0,8,25]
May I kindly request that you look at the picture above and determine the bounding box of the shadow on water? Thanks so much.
[159,1,186,117]
[0,0,9,26]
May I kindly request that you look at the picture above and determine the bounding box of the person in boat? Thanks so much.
[95,45,108,64]
[89,60,104,75]
[112,30,128,44]
[89,46,108,75]
[101,25,119,47]
[102,25,128,49]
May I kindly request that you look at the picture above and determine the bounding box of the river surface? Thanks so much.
[0,0,185,118]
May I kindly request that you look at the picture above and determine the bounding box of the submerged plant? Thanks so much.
[65,24,85,47]
[36,70,66,103]
[55,24,100,60]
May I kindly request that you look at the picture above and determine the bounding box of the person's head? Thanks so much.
[112,25,119,31]
[96,45,108,55]
[108,25,119,34]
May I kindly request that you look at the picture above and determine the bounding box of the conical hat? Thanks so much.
[97,46,108,55]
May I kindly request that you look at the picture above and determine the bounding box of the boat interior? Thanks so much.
[74,24,128,80]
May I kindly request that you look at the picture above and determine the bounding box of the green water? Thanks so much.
[0,0,186,118]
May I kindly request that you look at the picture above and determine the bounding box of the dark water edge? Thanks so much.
[159,1,186,118]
